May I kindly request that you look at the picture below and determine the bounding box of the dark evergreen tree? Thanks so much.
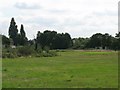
[20,24,25,38]
[8,17,18,45]
[19,24,28,45]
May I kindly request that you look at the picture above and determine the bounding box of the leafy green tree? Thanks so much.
[36,30,72,49]
[111,38,118,50]
[89,33,103,48]
[64,33,72,48]
[113,32,120,50]
[72,37,89,49]
[102,33,113,49]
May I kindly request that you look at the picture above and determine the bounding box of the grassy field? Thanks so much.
[2,50,118,88]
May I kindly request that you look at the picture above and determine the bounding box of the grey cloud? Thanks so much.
[14,2,41,9]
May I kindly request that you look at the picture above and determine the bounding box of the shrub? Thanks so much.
[35,50,57,57]
[44,46,50,53]
[49,51,57,56]
[17,46,34,56]
[2,52,17,58]
[2,47,17,58]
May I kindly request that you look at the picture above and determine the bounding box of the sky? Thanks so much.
[0,0,119,39]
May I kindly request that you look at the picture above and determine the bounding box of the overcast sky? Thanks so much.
[0,0,118,39]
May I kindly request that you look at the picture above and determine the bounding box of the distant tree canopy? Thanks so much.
[73,33,120,50]
[87,33,114,49]
[2,17,120,51]
[36,30,72,50]
[72,37,89,49]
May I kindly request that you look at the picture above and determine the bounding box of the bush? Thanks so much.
[44,46,50,53]
[2,53,17,58]
[2,52,17,58]
[49,51,57,56]
[2,47,17,58]
[35,50,57,57]
[17,46,34,56]
[2,46,57,58]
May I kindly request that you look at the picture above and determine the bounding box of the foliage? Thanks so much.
[2,17,120,58]
[8,18,28,46]
[2,35,10,47]
[35,50,57,57]
[72,38,89,49]
[19,24,28,45]
[72,33,120,50]
[8,18,18,45]
[44,46,50,53]
[17,46,34,56]
[2,45,57,58]
[2,48,17,58]
[36,30,72,50]
[89,33,103,48]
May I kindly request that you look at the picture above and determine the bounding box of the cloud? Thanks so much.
[93,10,117,17]
[48,9,68,14]
[0,18,10,37]
[0,0,118,39]
[14,2,41,9]
[16,16,59,27]
[63,18,87,27]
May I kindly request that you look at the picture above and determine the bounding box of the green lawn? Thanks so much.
[2,50,118,88]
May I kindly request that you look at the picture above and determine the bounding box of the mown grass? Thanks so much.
[2,50,118,88]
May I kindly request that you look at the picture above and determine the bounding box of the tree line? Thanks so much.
[2,17,120,50]
[72,33,120,50]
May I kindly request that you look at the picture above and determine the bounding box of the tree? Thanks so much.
[2,35,10,47]
[102,33,112,49]
[36,30,72,49]
[19,24,28,45]
[113,32,120,50]
[72,37,89,49]
[64,33,72,48]
[8,17,18,45]
[35,31,41,50]
[111,37,118,50]
[115,32,120,38]
[89,33,103,48]
[20,24,26,38]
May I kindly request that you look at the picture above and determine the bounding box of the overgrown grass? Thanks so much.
[2,50,118,88]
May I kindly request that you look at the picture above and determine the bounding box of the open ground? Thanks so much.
[2,50,118,88]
